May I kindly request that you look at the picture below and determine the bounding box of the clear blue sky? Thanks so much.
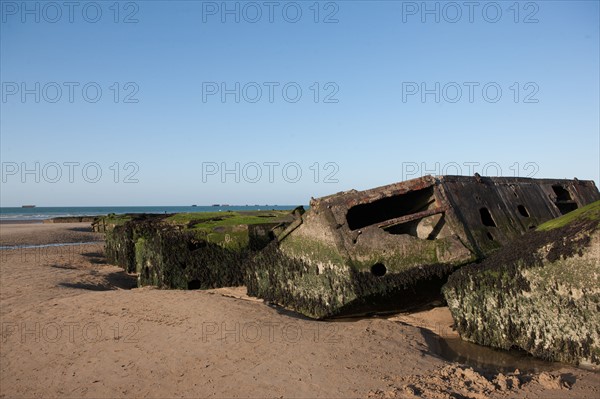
[1,0,598,206]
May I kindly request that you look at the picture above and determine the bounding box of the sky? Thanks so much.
[1,0,599,206]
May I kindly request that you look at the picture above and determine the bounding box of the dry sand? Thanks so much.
[1,223,598,398]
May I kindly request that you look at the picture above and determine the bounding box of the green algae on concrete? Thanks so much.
[536,200,600,231]
[100,210,296,289]
[92,213,135,232]
[443,200,600,367]
[104,216,169,273]
[133,223,249,289]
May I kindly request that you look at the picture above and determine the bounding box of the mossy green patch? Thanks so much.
[166,210,293,227]
[537,200,600,231]
[280,235,346,266]
[100,213,133,225]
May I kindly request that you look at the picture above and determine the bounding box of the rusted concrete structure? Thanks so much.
[246,175,600,319]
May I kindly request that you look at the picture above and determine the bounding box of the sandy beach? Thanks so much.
[1,222,598,398]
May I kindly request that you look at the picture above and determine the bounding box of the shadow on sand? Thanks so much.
[59,271,137,291]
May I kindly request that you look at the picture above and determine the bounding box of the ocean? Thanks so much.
[0,205,301,221]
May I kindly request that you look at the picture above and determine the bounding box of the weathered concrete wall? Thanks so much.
[104,223,135,271]
[134,223,249,289]
[443,201,600,367]
[439,176,599,256]
[101,211,296,289]
[105,219,163,273]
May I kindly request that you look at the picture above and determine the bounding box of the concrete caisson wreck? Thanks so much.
[246,175,600,319]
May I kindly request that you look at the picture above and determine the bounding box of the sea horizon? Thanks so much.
[0,205,303,221]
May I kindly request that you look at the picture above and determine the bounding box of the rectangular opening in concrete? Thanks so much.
[346,186,435,231]
[382,214,447,240]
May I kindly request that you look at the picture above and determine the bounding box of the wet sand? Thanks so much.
[1,223,598,398]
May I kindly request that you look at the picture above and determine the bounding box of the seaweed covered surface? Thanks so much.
[245,215,473,319]
[443,200,600,366]
[101,210,296,289]
[246,241,462,319]
[134,222,249,289]
[103,214,171,272]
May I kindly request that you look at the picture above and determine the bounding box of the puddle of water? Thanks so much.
[0,241,103,250]
[421,329,563,373]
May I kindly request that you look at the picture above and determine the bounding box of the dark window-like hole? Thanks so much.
[552,185,578,215]
[556,202,578,215]
[346,186,435,231]
[552,185,572,201]
[479,207,497,227]
[517,205,530,217]
[384,219,420,236]
[188,280,201,290]
[486,232,494,241]
[371,263,387,277]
